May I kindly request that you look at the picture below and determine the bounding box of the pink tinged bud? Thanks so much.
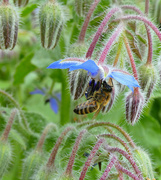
[138,64,157,102]
[69,70,90,100]
[126,89,144,125]
[39,1,64,49]
[13,0,29,7]
[0,3,19,50]
[75,0,93,17]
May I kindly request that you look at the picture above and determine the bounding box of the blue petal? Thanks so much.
[30,89,45,95]
[108,71,140,92]
[47,59,82,69]
[50,98,59,114]
[69,59,99,77]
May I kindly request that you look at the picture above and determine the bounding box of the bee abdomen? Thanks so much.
[73,101,98,115]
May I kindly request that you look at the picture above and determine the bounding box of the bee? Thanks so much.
[73,80,112,117]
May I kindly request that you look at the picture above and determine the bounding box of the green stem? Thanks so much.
[0,90,29,130]
[60,70,71,125]
[48,81,55,95]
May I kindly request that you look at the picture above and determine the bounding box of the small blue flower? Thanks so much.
[30,89,61,114]
[47,58,140,92]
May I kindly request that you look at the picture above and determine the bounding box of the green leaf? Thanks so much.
[21,4,38,17]
[13,53,36,85]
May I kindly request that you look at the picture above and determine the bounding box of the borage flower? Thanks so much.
[47,58,140,92]
[30,89,61,114]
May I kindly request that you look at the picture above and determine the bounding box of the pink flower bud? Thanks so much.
[126,89,144,125]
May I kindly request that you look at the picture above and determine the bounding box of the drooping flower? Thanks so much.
[30,89,61,114]
[47,58,140,92]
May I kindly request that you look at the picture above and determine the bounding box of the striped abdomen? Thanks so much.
[73,100,99,115]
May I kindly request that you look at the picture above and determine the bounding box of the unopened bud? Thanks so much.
[39,0,65,49]
[0,142,12,178]
[0,2,19,50]
[75,0,93,17]
[126,89,144,125]
[139,63,157,101]
[69,70,90,100]
[134,147,154,179]
[13,0,29,7]
[21,151,44,180]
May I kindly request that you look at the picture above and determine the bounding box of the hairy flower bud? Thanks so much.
[69,70,90,100]
[21,151,44,180]
[13,0,29,7]
[0,2,19,50]
[134,147,154,179]
[39,0,65,49]
[0,142,12,178]
[126,89,144,125]
[138,63,157,101]
[75,0,93,17]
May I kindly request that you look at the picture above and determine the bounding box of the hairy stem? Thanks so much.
[1,109,17,142]
[104,145,143,180]
[79,0,101,42]
[99,156,117,180]
[145,0,149,15]
[123,34,138,81]
[0,90,29,130]
[65,130,86,176]
[79,139,105,180]
[60,70,71,125]
[86,122,136,148]
[116,161,139,180]
[121,5,153,65]
[98,133,132,156]
[98,23,123,65]
[46,126,74,168]
[117,15,161,41]
[86,7,120,58]
[36,123,57,152]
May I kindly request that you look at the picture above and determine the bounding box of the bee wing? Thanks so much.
[93,103,104,119]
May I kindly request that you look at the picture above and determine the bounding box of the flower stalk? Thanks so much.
[79,138,105,180]
[1,109,17,142]
[46,126,74,169]
[78,0,101,43]
[98,23,124,65]
[99,155,117,180]
[104,145,143,179]
[87,122,136,148]
[86,7,121,58]
[65,129,87,177]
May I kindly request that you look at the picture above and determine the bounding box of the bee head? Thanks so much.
[102,81,112,92]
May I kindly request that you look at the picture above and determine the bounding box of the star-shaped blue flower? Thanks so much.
[30,89,61,114]
[47,58,140,92]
